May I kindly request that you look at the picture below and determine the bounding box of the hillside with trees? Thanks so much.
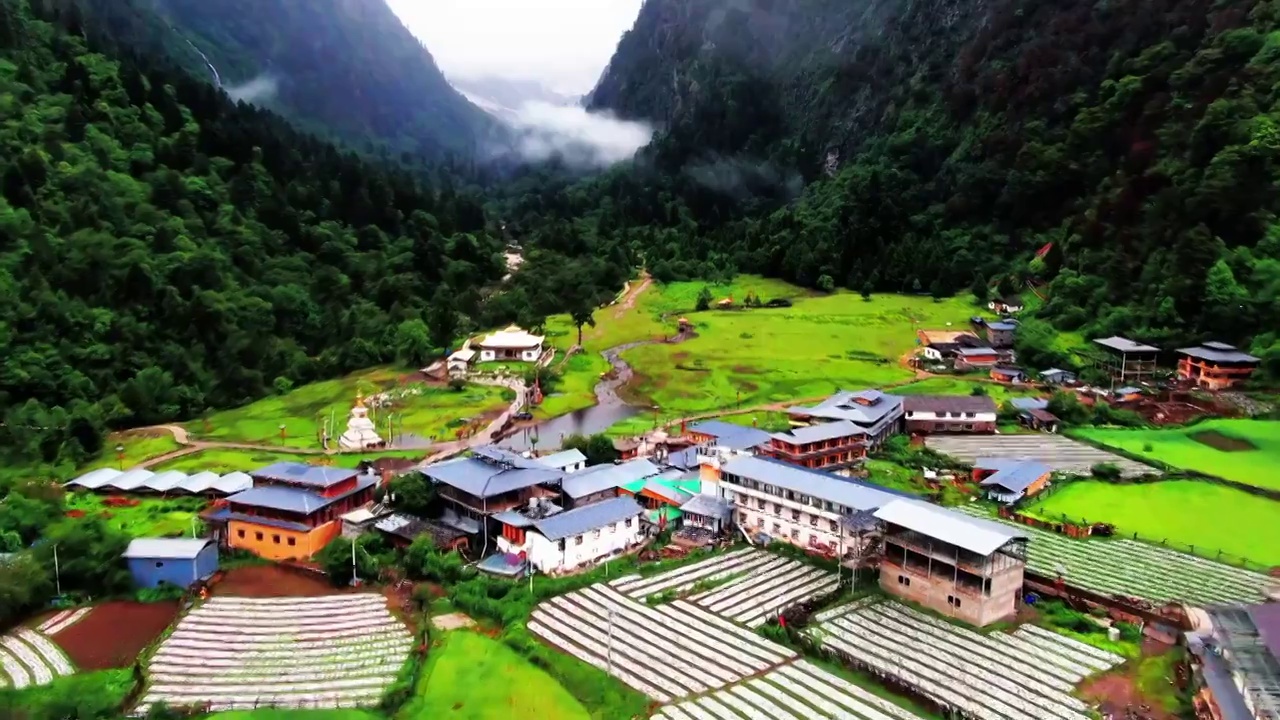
[558,0,1280,365]
[0,0,512,470]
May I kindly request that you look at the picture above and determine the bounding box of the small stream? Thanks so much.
[499,341,654,451]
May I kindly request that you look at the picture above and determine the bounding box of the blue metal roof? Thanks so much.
[226,475,376,515]
[536,449,587,469]
[1176,345,1260,364]
[664,447,700,470]
[641,479,693,506]
[771,420,866,445]
[786,390,904,432]
[688,420,750,438]
[531,496,643,542]
[979,461,1052,493]
[423,447,564,498]
[251,462,360,488]
[201,507,313,532]
[491,510,536,528]
[680,494,733,519]
[561,459,659,499]
[1009,397,1049,411]
[720,455,913,512]
[987,322,1017,331]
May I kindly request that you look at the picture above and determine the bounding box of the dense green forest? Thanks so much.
[48,0,497,159]
[517,0,1280,368]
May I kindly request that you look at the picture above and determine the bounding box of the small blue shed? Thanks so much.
[123,538,219,589]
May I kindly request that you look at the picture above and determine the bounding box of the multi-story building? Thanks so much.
[493,496,645,574]
[875,500,1029,626]
[202,462,379,560]
[1176,342,1261,390]
[717,455,912,560]
[784,389,904,448]
[760,421,868,470]
[1093,336,1160,383]
[902,396,998,434]
[685,420,772,452]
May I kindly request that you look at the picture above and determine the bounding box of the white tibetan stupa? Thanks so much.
[339,395,384,451]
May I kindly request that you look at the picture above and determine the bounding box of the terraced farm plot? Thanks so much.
[609,548,840,626]
[810,600,1123,720]
[926,435,1153,477]
[652,660,929,720]
[136,593,409,713]
[955,506,1273,605]
[0,627,75,689]
[528,584,798,703]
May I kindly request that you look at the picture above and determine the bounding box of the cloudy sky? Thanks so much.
[387,0,644,95]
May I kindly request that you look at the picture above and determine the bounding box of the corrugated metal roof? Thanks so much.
[717,427,773,451]
[771,420,867,445]
[109,468,155,491]
[536,449,587,470]
[251,462,360,488]
[211,472,253,494]
[67,468,122,489]
[874,499,1028,555]
[1177,346,1260,364]
[123,538,213,560]
[680,494,733,519]
[1203,341,1238,351]
[902,396,998,414]
[974,457,1037,472]
[688,420,751,438]
[227,475,376,515]
[561,459,659,499]
[641,479,693,506]
[491,510,536,528]
[1249,603,1280,662]
[423,447,564,498]
[956,346,999,357]
[979,461,1053,493]
[1094,336,1159,353]
[786,390,904,430]
[720,455,912,512]
[177,471,220,493]
[1008,398,1049,411]
[531,496,643,542]
[146,471,188,492]
[987,322,1017,331]
[665,447,700,470]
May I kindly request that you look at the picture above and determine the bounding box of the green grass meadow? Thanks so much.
[186,367,512,449]
[65,492,206,538]
[79,431,183,471]
[1025,480,1280,566]
[894,377,1044,405]
[1074,419,1280,491]
[152,448,425,474]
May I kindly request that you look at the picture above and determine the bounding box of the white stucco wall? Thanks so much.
[498,515,644,573]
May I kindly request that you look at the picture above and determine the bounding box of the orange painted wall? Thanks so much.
[227,519,342,560]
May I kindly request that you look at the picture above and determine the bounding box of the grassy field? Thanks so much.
[403,631,590,720]
[153,448,425,474]
[893,377,1044,404]
[619,291,982,415]
[1074,419,1280,491]
[539,352,610,420]
[186,367,512,449]
[79,431,183,471]
[65,493,207,538]
[1024,480,1280,566]
[211,712,382,720]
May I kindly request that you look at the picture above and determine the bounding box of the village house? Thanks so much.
[202,463,379,560]
[988,296,1025,314]
[875,499,1029,626]
[123,538,219,589]
[986,321,1017,349]
[1093,336,1160,383]
[1038,368,1077,385]
[492,496,645,574]
[989,365,1027,383]
[954,346,1001,371]
[446,348,476,376]
[535,448,588,473]
[559,458,660,509]
[1008,397,1049,412]
[902,396,998,434]
[1019,409,1061,434]
[785,389,904,448]
[678,493,735,534]
[419,446,564,552]
[475,325,545,362]
[374,512,470,552]
[972,458,1053,503]
[1176,342,1261,390]
[760,421,870,470]
[1113,386,1145,402]
[717,455,912,557]
[685,420,772,452]
[916,330,983,363]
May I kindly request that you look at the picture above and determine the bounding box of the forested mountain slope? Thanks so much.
[68,0,496,158]
[0,0,507,467]
[563,0,1280,361]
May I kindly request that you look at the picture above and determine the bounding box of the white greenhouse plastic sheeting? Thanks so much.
[66,468,252,496]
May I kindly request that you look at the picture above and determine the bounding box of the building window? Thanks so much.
[625,518,633,528]
[237,529,245,539]
[790,528,799,541]
[272,534,281,544]
[757,498,766,510]
[772,503,781,514]
[948,595,962,609]
[829,520,839,532]
[287,537,296,547]
[255,532,264,541]
[898,575,911,587]
[155,561,164,568]
[575,535,584,546]
[593,529,601,538]
[791,510,800,521]
[772,523,782,535]
[738,512,748,524]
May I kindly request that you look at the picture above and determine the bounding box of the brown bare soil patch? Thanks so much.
[210,564,348,598]
[54,601,180,669]
[1190,430,1257,452]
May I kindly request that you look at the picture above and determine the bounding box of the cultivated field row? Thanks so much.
[926,435,1153,477]
[529,584,796,703]
[809,600,1122,720]
[0,627,76,689]
[610,548,763,600]
[688,558,840,628]
[652,660,928,720]
[38,607,91,636]
[954,506,1271,606]
[136,593,408,714]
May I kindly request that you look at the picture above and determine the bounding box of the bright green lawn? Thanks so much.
[1024,480,1280,566]
[620,292,983,415]
[893,377,1043,404]
[538,352,610,420]
[1074,419,1280,491]
[153,448,425,474]
[186,368,512,449]
[65,493,206,538]
[79,431,182,471]
[403,631,590,720]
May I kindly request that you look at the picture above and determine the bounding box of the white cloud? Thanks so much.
[502,101,654,168]
[386,0,643,95]
[226,74,280,104]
